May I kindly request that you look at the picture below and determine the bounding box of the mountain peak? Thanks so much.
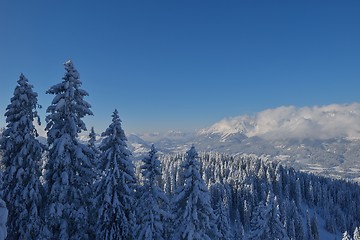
[199,103,360,140]
[198,115,254,138]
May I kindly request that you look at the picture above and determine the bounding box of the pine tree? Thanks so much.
[86,127,100,200]
[311,213,319,240]
[212,184,233,240]
[274,164,283,198]
[267,194,288,239]
[94,110,137,239]
[135,145,169,240]
[342,231,351,240]
[233,208,244,240]
[171,145,218,240]
[354,227,360,240]
[242,198,252,231]
[42,61,95,239]
[248,199,267,240]
[86,126,101,238]
[249,192,290,240]
[288,201,304,240]
[88,126,100,158]
[306,210,313,240]
[294,178,302,209]
[305,210,320,240]
[0,74,44,239]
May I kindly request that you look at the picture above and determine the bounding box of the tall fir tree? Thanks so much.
[42,61,96,239]
[171,145,219,240]
[306,210,313,240]
[86,126,101,238]
[287,200,304,240]
[248,192,289,240]
[310,213,319,240]
[135,144,169,240]
[94,110,137,239]
[0,74,44,239]
[86,127,100,200]
[211,183,233,240]
[84,126,100,183]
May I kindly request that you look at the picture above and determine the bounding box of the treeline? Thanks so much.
[0,61,359,240]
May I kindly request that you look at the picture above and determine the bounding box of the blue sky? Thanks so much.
[1,1,360,133]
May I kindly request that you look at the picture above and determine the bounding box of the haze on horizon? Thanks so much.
[1,1,360,133]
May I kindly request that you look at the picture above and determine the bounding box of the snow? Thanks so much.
[199,103,360,140]
[1,63,359,240]
[55,98,65,111]
[303,207,341,240]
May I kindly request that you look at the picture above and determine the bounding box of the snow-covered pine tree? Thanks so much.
[88,126,100,159]
[248,197,267,239]
[86,126,101,238]
[287,200,304,240]
[0,74,44,239]
[342,231,351,240]
[294,178,302,209]
[305,210,320,240]
[311,213,319,240]
[86,126,100,197]
[233,208,244,240]
[274,164,283,199]
[242,198,252,231]
[354,227,360,240]
[306,210,313,240]
[248,192,290,240]
[42,61,96,239]
[211,183,233,240]
[171,145,219,240]
[135,144,169,240]
[94,110,137,239]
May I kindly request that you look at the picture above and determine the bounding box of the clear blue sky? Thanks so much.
[1,1,360,133]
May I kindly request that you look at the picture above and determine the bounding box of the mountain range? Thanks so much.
[8,103,358,182]
[125,103,360,182]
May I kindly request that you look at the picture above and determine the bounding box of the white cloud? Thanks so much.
[202,103,360,140]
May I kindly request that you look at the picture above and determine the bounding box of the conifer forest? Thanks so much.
[0,61,359,240]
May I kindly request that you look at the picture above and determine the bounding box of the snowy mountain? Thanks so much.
[128,103,360,181]
[199,103,360,140]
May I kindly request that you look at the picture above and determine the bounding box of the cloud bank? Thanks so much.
[202,103,360,140]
